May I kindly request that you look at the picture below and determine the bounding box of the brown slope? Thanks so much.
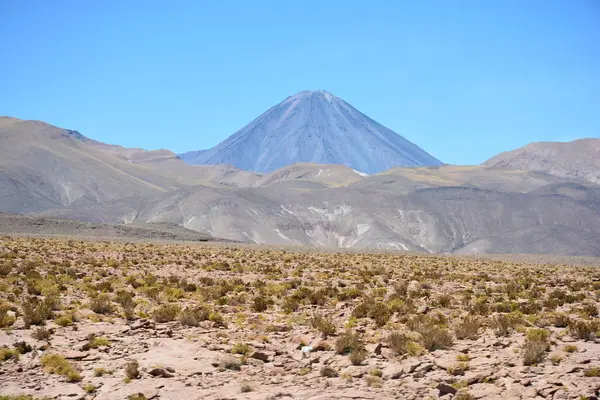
[483,138,600,184]
[0,117,258,213]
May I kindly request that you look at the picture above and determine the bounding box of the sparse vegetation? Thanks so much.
[0,236,598,398]
[40,354,81,382]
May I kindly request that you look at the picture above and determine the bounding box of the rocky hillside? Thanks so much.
[484,138,600,184]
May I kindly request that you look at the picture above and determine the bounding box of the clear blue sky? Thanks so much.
[1,1,599,165]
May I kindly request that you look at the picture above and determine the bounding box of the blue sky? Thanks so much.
[1,1,599,165]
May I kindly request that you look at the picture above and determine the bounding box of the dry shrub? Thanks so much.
[40,354,81,382]
[124,359,140,379]
[89,294,113,315]
[178,305,211,326]
[454,316,481,340]
[388,332,425,356]
[335,332,363,355]
[22,297,53,328]
[569,320,599,341]
[522,328,550,366]
[320,366,338,377]
[491,314,519,337]
[152,304,181,323]
[310,314,336,337]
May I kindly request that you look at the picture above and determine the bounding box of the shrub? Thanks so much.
[437,294,453,308]
[319,366,338,377]
[89,294,113,315]
[365,375,382,387]
[282,297,300,313]
[115,290,136,319]
[87,335,110,349]
[178,305,210,326]
[491,314,519,337]
[454,316,481,340]
[352,299,391,326]
[124,359,140,379]
[563,344,578,353]
[31,327,52,340]
[84,384,97,394]
[349,347,368,365]
[569,320,599,341]
[408,317,453,351]
[22,297,53,327]
[251,296,269,312]
[55,315,73,327]
[420,326,453,351]
[231,343,251,356]
[369,302,391,326]
[522,328,550,366]
[94,367,113,377]
[579,303,599,318]
[0,347,19,362]
[388,332,425,356]
[584,367,600,377]
[152,304,181,323]
[13,341,32,354]
[0,305,15,328]
[334,332,363,355]
[310,314,336,337]
[240,382,253,393]
[0,262,13,276]
[40,354,81,382]
[550,313,571,328]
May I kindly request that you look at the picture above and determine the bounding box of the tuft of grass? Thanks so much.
[240,382,253,393]
[365,375,382,387]
[583,367,600,377]
[94,367,113,377]
[0,346,19,363]
[563,344,578,353]
[231,343,251,356]
[40,354,81,382]
[83,384,97,393]
[87,336,110,349]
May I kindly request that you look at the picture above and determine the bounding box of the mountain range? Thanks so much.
[1,90,599,256]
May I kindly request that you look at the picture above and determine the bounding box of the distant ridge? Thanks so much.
[484,138,600,184]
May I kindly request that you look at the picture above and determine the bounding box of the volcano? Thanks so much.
[178,90,442,174]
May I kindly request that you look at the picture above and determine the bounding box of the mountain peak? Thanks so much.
[287,90,337,102]
[179,92,442,173]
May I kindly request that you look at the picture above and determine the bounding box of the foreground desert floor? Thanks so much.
[0,237,599,400]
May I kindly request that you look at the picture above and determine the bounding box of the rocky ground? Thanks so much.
[0,236,599,399]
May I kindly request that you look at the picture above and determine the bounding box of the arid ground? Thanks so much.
[0,236,599,399]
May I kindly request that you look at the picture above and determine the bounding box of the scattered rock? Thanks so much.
[149,367,174,378]
[437,383,457,396]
